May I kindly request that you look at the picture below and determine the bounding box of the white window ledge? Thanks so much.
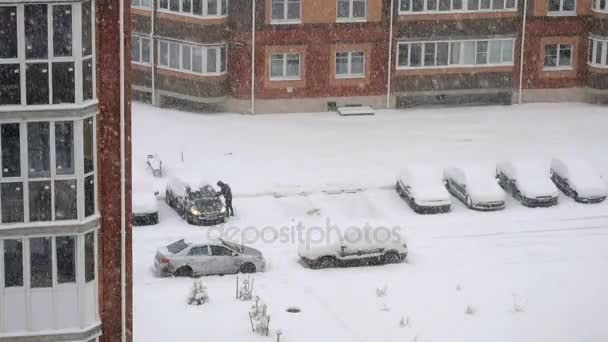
[335,74,365,79]
[543,66,574,71]
[398,9,517,15]
[0,100,98,113]
[587,63,608,69]
[270,76,302,81]
[336,17,367,23]
[157,9,228,19]
[547,11,577,16]
[396,63,514,70]
[270,19,303,25]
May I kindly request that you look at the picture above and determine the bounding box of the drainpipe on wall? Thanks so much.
[386,0,395,109]
[518,0,528,104]
[119,0,127,339]
[251,0,256,114]
[151,0,156,105]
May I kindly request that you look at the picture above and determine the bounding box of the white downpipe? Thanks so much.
[386,0,395,109]
[251,0,256,114]
[119,0,127,340]
[150,0,156,105]
[518,0,528,104]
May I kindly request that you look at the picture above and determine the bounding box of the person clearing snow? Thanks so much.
[216,181,234,216]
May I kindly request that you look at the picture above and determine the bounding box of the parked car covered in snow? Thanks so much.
[298,235,408,269]
[396,165,451,214]
[550,158,607,203]
[496,161,559,207]
[155,238,265,277]
[165,174,227,225]
[132,191,159,226]
[146,153,162,177]
[444,166,505,211]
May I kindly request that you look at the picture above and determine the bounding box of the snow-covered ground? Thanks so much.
[133,102,608,342]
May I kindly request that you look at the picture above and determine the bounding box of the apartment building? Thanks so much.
[131,0,608,112]
[0,0,131,341]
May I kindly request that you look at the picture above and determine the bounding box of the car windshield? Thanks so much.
[220,239,243,253]
[166,240,189,254]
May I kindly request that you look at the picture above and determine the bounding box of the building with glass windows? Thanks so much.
[0,0,131,341]
[131,0,607,112]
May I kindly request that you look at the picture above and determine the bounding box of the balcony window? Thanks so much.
[28,122,50,178]
[4,239,23,287]
[85,232,95,282]
[55,121,75,175]
[25,5,49,59]
[588,38,608,67]
[52,62,75,104]
[0,7,18,59]
[30,237,52,288]
[2,124,20,177]
[53,5,73,57]
[56,236,76,283]
[26,63,50,105]
[55,180,78,220]
[400,0,516,12]
[159,0,228,17]
[0,64,20,105]
[1,183,23,223]
[131,35,151,64]
[29,181,52,222]
[157,40,227,75]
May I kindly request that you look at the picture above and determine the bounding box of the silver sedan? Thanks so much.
[154,238,266,277]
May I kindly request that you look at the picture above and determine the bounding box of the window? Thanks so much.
[337,0,366,20]
[1,183,23,223]
[56,236,76,283]
[210,245,234,256]
[588,38,608,67]
[158,0,228,17]
[30,237,52,288]
[592,0,608,11]
[82,1,93,56]
[53,5,72,57]
[157,40,227,75]
[400,0,515,12]
[132,0,152,7]
[548,0,575,13]
[188,246,210,255]
[84,117,94,174]
[397,39,515,68]
[85,232,95,282]
[2,123,20,177]
[0,7,18,59]
[29,181,52,222]
[55,121,74,175]
[271,0,301,22]
[335,51,365,78]
[28,122,50,178]
[25,5,49,59]
[52,62,75,104]
[270,53,300,80]
[85,175,95,217]
[544,44,572,69]
[131,36,151,64]
[26,63,50,105]
[4,240,23,287]
[55,180,77,220]
[0,64,20,105]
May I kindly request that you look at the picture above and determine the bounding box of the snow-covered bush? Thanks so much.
[399,316,410,328]
[249,296,271,336]
[465,305,476,315]
[238,277,254,301]
[376,284,388,297]
[187,279,209,305]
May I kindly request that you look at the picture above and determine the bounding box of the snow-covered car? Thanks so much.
[550,158,607,204]
[147,153,162,177]
[155,238,265,277]
[444,166,506,211]
[298,238,408,269]
[496,161,559,207]
[132,191,159,226]
[166,175,227,225]
[396,166,451,214]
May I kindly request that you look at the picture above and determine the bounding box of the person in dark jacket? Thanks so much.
[216,181,234,216]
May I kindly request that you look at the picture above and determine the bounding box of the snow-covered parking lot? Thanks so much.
[133,103,608,342]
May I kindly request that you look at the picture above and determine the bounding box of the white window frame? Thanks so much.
[396,38,515,69]
[336,0,367,22]
[0,2,96,110]
[269,53,301,80]
[131,0,152,9]
[270,0,302,24]
[157,39,227,75]
[0,117,98,226]
[543,43,573,70]
[398,0,517,13]
[588,37,608,68]
[157,0,228,18]
[592,0,608,12]
[131,35,151,65]
[335,51,365,78]
[547,0,576,15]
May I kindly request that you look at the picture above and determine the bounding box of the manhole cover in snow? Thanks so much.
[286,307,301,313]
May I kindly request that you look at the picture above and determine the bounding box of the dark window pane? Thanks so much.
[272,1,284,19]
[30,237,52,288]
[85,232,95,282]
[55,121,74,174]
[53,5,72,57]
[222,0,227,14]
[131,37,140,62]
[25,5,48,59]
[28,122,50,178]
[548,0,560,10]
[56,236,76,283]
[467,0,479,9]
[410,43,422,67]
[2,124,20,177]
[210,245,233,256]
[82,1,92,56]
[1,183,23,223]
[398,44,409,66]
[169,43,179,69]
[0,7,18,59]
[559,44,572,66]
[563,0,574,10]
[220,46,226,72]
[55,180,77,220]
[208,0,218,15]
[85,175,95,216]
[84,117,94,173]
[424,43,436,66]
[193,0,203,15]
[183,0,192,12]
[207,48,217,72]
[439,0,451,10]
[142,39,151,63]
[4,239,23,287]
[160,0,169,9]
[52,62,75,104]
[0,64,20,105]
[26,63,49,105]
[83,59,94,100]
[170,0,179,11]
[437,42,449,65]
[29,181,51,222]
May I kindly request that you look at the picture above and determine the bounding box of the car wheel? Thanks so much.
[316,256,337,269]
[240,262,256,274]
[383,252,401,264]
[174,266,193,277]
